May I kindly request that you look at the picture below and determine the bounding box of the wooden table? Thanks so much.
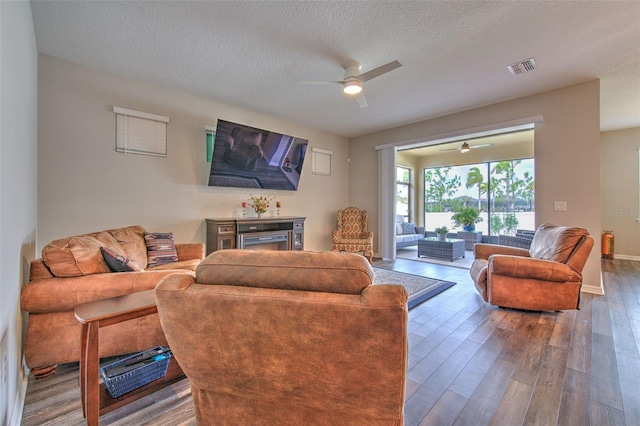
[74,290,184,426]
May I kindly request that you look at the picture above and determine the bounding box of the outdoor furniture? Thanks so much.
[498,234,534,249]
[418,237,465,261]
[457,231,483,250]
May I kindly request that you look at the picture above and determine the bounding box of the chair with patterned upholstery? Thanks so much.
[332,207,374,263]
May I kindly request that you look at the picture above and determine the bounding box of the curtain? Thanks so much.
[378,146,397,260]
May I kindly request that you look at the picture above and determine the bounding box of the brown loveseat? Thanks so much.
[21,225,205,377]
[156,250,408,425]
[470,223,594,311]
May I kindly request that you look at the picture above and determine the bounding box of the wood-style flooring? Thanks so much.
[21,258,640,425]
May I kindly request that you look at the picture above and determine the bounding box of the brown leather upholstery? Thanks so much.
[155,250,408,425]
[332,207,374,263]
[470,223,594,311]
[20,225,205,373]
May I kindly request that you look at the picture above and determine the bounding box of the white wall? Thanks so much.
[38,55,349,253]
[0,1,38,424]
[601,127,640,259]
[350,80,603,294]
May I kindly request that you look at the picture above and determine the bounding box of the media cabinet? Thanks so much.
[205,217,305,255]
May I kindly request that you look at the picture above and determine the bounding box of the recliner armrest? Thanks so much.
[489,255,582,282]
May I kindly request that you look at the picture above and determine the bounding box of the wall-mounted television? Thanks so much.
[208,119,308,191]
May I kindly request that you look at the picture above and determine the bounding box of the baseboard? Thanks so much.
[9,357,29,426]
[613,254,640,261]
[582,283,605,295]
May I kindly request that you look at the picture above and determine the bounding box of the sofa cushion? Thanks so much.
[101,246,143,272]
[529,223,589,264]
[396,223,403,235]
[145,232,179,267]
[402,222,416,234]
[196,250,373,294]
[42,235,111,277]
[396,234,421,244]
[109,225,148,269]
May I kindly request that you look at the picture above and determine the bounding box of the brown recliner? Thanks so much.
[470,223,594,311]
[155,250,408,425]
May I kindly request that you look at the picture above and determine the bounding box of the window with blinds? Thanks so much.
[114,107,169,157]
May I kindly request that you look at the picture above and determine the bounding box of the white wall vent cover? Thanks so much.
[507,58,537,75]
[114,107,170,157]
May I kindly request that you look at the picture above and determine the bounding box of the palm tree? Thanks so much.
[466,167,484,210]
[492,160,521,211]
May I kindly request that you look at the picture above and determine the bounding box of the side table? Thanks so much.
[74,290,185,426]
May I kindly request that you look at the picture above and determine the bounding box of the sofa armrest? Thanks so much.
[415,226,425,235]
[489,255,582,282]
[474,243,530,260]
[176,243,205,261]
[21,269,197,314]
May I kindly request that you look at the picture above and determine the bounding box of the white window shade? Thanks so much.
[114,107,169,157]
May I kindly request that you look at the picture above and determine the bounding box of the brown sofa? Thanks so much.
[21,225,205,377]
[470,223,594,311]
[156,250,408,425]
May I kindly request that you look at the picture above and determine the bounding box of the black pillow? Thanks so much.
[101,246,143,272]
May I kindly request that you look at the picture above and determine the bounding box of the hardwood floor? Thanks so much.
[21,258,640,425]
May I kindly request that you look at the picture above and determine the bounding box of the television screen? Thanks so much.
[208,119,308,191]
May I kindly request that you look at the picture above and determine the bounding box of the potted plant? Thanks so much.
[435,226,449,241]
[451,207,483,232]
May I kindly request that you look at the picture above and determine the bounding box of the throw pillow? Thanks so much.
[144,232,178,267]
[402,222,416,235]
[100,246,143,272]
[396,223,404,235]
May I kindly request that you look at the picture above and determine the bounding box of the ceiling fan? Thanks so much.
[303,60,402,108]
[439,141,494,153]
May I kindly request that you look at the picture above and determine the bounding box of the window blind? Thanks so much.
[114,107,169,157]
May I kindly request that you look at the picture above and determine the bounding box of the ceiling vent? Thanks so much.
[507,58,537,75]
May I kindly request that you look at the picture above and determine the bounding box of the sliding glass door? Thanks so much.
[423,158,534,236]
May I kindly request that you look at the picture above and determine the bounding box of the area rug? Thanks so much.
[372,268,456,309]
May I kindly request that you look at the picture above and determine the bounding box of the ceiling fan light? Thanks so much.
[343,80,362,95]
[460,142,470,153]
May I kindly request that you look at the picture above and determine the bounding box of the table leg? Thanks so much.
[79,325,87,417]
[82,322,100,426]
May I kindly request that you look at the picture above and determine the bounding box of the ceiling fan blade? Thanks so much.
[439,147,460,151]
[358,60,402,82]
[354,92,368,108]
[299,80,343,85]
[469,143,495,149]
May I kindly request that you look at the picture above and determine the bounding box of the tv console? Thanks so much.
[205,217,305,255]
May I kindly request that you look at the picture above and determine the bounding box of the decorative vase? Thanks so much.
[257,212,263,219]
[438,233,446,241]
[463,224,475,232]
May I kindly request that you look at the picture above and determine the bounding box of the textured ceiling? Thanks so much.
[31,1,640,138]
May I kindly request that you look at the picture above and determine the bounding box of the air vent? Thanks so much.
[507,58,537,75]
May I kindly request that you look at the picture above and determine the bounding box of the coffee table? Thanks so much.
[418,237,465,261]
[74,290,184,426]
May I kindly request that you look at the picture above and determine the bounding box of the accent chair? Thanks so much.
[332,206,374,263]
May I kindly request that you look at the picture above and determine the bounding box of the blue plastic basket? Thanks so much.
[100,346,171,398]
